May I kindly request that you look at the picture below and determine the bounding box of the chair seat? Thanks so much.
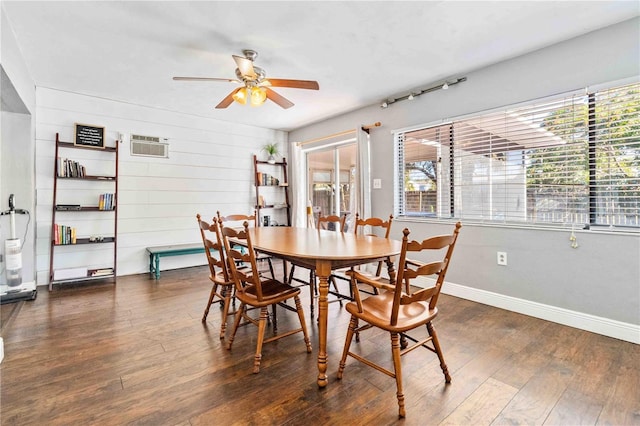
[238,279,301,307]
[345,291,438,333]
[210,270,233,286]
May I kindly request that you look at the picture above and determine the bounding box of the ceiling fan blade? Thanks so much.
[215,88,242,109]
[173,76,240,83]
[267,79,319,90]
[265,88,294,109]
[233,55,257,79]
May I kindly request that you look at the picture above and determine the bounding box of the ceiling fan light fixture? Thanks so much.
[250,86,267,106]
[174,49,319,109]
[232,87,248,105]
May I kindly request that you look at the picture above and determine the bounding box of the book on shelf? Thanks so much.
[99,193,115,210]
[57,157,86,178]
[89,268,114,277]
[56,204,81,211]
[257,173,280,186]
[54,224,77,245]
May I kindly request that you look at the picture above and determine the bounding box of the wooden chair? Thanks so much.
[287,212,346,316]
[330,213,394,301]
[337,222,462,418]
[220,220,312,373]
[316,212,346,232]
[196,214,234,339]
[217,210,276,280]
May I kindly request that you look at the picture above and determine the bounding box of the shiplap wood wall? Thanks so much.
[34,88,286,285]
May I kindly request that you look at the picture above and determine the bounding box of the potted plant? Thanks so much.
[262,142,279,164]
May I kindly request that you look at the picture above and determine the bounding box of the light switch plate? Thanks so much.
[373,178,382,189]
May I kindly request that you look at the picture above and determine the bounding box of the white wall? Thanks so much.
[1,4,36,285]
[289,18,640,342]
[0,6,36,109]
[35,88,287,284]
[1,112,35,283]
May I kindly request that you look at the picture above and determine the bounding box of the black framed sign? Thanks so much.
[74,123,105,149]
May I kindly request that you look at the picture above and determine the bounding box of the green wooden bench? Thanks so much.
[147,243,205,280]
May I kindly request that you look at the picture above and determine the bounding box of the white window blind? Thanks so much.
[592,83,640,227]
[396,124,452,217]
[395,81,640,230]
[454,93,589,224]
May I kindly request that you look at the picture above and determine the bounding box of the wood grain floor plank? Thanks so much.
[1,265,638,425]
[439,377,518,426]
[492,359,575,425]
[543,387,604,426]
[596,362,640,425]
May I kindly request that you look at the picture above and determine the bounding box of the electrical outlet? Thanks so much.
[497,251,507,266]
[373,178,382,189]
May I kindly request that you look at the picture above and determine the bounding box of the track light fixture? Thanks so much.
[379,77,466,108]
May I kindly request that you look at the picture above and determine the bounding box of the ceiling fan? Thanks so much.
[173,49,319,109]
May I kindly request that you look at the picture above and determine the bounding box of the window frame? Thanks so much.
[394,79,640,232]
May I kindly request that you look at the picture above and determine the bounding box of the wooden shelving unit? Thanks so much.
[253,154,291,226]
[48,133,119,290]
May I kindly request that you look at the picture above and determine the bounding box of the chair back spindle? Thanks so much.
[220,221,264,300]
[197,214,230,282]
[196,213,237,336]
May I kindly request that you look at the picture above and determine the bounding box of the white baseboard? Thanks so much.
[440,281,639,344]
[410,276,639,344]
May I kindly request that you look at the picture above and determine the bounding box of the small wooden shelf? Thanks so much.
[55,206,116,212]
[49,132,119,290]
[57,141,117,152]
[256,204,288,209]
[50,274,115,286]
[257,183,289,187]
[56,175,116,181]
[255,159,286,166]
[53,237,115,246]
[253,154,291,226]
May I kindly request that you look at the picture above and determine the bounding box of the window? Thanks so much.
[307,143,356,222]
[395,82,640,229]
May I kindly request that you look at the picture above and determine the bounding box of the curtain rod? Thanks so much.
[296,122,381,146]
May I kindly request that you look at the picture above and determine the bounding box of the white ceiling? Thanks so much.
[3,1,638,131]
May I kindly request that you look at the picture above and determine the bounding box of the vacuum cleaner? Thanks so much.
[1,194,37,304]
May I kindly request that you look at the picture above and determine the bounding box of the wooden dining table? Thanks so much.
[247,226,403,387]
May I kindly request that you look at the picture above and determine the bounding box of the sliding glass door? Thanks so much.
[307,143,357,229]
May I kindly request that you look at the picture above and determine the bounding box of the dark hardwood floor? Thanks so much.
[1,266,638,425]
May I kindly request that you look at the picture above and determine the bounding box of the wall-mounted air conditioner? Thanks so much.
[130,134,169,158]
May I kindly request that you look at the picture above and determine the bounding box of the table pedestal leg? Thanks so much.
[316,261,331,387]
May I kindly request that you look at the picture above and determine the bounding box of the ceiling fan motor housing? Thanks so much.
[242,49,258,61]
